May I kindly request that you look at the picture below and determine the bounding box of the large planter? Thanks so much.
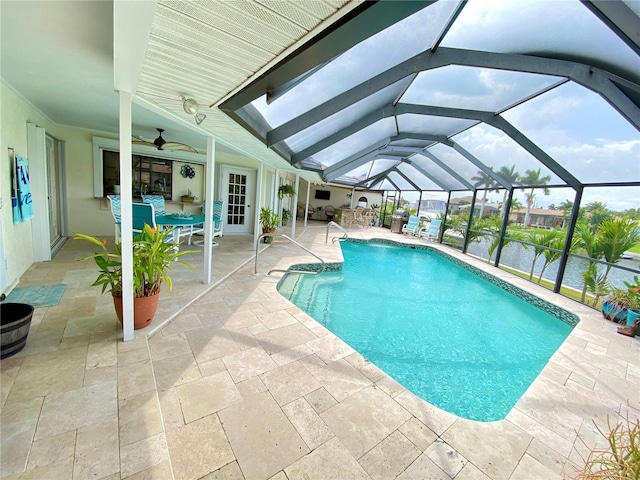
[112,292,160,330]
[626,309,640,329]
[601,301,628,323]
[1,303,34,358]
[262,227,276,244]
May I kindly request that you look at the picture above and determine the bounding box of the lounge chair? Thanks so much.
[419,219,442,241]
[402,215,420,235]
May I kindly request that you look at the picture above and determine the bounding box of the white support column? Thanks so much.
[273,169,279,218]
[254,162,264,245]
[203,136,215,284]
[304,180,311,227]
[118,91,134,342]
[292,174,300,238]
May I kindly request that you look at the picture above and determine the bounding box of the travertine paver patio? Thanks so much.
[1,223,638,479]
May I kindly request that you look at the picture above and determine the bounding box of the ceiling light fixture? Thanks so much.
[179,95,207,125]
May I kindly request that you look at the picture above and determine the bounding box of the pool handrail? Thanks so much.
[254,233,326,276]
[326,221,348,244]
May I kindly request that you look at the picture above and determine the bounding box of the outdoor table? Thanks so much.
[155,214,205,244]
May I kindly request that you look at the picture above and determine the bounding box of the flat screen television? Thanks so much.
[314,190,330,200]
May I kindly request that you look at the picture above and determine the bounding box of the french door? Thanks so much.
[221,166,256,234]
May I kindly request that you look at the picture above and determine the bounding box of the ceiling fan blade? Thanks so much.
[161,142,198,153]
[132,138,155,148]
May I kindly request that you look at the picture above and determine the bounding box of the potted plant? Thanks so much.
[602,288,634,323]
[277,184,296,199]
[620,276,640,334]
[259,208,279,244]
[74,224,196,329]
[281,209,291,226]
[181,189,196,203]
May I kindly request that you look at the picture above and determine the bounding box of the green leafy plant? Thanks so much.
[281,209,291,223]
[623,275,640,313]
[74,224,196,298]
[277,184,296,199]
[259,208,279,229]
[570,405,639,479]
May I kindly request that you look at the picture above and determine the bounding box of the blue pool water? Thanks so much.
[282,241,574,422]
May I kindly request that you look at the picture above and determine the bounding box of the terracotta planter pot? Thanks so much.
[262,227,276,244]
[112,292,160,330]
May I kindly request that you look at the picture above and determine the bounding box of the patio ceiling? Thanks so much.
[219,0,640,193]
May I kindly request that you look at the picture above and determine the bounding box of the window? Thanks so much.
[93,136,204,199]
[102,150,173,199]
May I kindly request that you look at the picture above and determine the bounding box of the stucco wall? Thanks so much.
[1,83,36,287]
[0,83,313,292]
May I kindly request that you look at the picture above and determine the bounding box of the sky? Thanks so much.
[251,0,640,212]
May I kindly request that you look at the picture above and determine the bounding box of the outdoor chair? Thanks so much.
[191,200,224,246]
[132,202,158,235]
[324,205,335,222]
[419,219,442,241]
[402,215,420,235]
[107,195,121,242]
[142,194,166,216]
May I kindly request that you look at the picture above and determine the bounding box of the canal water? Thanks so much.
[465,237,639,290]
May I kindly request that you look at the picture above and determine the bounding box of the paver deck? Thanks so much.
[1,223,638,479]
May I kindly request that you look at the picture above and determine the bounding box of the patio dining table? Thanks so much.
[155,213,205,244]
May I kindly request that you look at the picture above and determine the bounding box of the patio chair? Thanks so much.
[324,205,335,222]
[132,202,157,235]
[107,195,121,242]
[142,194,166,216]
[402,215,420,235]
[419,219,442,241]
[191,200,224,246]
[298,203,315,220]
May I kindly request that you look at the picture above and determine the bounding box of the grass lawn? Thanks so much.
[628,244,640,254]
[497,264,602,309]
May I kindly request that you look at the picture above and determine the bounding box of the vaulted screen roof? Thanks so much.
[220,0,640,194]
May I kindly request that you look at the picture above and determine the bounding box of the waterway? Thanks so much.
[464,237,639,291]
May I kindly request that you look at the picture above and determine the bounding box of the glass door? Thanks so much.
[221,166,256,234]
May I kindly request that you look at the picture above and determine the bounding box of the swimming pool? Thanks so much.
[279,240,577,422]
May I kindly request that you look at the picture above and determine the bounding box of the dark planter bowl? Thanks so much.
[1,302,34,358]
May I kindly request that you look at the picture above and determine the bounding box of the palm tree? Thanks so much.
[572,222,604,302]
[485,214,527,263]
[527,230,562,281]
[520,168,551,227]
[497,165,520,218]
[597,218,640,293]
[510,197,523,211]
[584,201,613,228]
[471,169,499,219]
[558,199,574,226]
[537,231,564,284]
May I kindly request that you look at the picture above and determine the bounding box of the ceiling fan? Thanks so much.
[132,128,198,153]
